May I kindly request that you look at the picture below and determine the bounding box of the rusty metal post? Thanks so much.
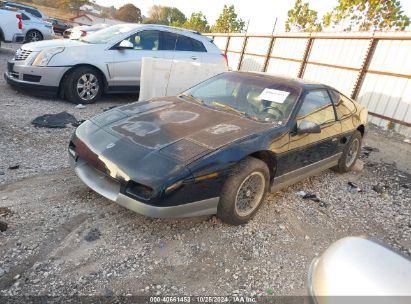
[263,36,275,72]
[297,37,313,78]
[351,38,379,100]
[237,35,248,71]
[224,35,231,55]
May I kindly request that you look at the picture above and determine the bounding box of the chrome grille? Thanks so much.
[14,49,32,61]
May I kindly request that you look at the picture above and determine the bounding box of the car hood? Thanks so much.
[92,97,273,158]
[21,39,87,51]
[74,97,274,187]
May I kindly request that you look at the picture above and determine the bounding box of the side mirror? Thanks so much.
[117,40,133,49]
[297,120,321,134]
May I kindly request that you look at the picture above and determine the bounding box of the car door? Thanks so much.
[111,30,175,88]
[172,34,205,63]
[285,89,342,173]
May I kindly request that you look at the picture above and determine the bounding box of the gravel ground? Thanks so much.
[0,45,410,298]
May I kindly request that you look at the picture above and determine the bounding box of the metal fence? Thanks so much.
[205,31,411,136]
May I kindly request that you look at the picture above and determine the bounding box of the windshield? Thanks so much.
[82,24,136,44]
[183,73,301,123]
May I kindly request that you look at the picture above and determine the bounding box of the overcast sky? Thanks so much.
[94,0,411,33]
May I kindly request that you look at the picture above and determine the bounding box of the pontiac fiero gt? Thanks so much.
[69,72,367,225]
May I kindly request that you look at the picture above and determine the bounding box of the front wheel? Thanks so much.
[64,67,103,104]
[217,157,269,225]
[332,130,362,173]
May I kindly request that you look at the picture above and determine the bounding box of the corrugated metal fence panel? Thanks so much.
[207,32,411,135]
[266,58,301,77]
[213,36,227,51]
[228,36,245,52]
[226,51,241,70]
[309,39,370,68]
[369,40,411,74]
[358,73,411,136]
[303,64,357,95]
[271,38,308,60]
[245,37,271,55]
[240,55,265,72]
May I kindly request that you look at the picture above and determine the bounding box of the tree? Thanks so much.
[58,0,90,12]
[171,12,210,32]
[145,5,186,25]
[212,5,245,33]
[285,0,322,32]
[115,3,142,23]
[323,0,410,31]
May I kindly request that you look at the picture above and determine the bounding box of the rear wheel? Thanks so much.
[64,67,103,104]
[26,30,43,42]
[332,130,362,173]
[217,157,269,225]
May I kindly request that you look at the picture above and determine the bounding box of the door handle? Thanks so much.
[191,56,199,60]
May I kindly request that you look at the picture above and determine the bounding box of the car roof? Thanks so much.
[118,23,212,43]
[233,71,332,91]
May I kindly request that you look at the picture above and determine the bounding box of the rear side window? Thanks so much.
[329,90,356,120]
[10,4,42,18]
[175,35,207,52]
[192,39,207,52]
[159,31,177,50]
[22,13,30,20]
[27,8,41,18]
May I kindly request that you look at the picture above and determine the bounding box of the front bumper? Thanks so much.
[73,158,219,218]
[5,59,69,92]
[5,71,59,95]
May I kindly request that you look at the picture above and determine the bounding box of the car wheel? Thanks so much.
[26,30,43,42]
[332,130,362,173]
[64,67,103,104]
[217,157,269,225]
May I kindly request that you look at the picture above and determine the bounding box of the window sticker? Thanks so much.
[259,88,290,104]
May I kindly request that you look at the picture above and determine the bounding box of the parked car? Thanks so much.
[4,24,227,103]
[68,72,368,225]
[64,23,109,40]
[308,237,411,303]
[21,11,53,42]
[0,5,24,47]
[3,1,47,20]
[48,18,70,35]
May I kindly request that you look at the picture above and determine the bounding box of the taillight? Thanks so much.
[80,30,87,37]
[16,14,23,30]
[222,54,228,66]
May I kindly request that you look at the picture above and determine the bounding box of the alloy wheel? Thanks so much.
[345,138,360,167]
[234,172,265,217]
[27,31,41,42]
[76,73,99,101]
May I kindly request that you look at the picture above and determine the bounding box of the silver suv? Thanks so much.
[4,24,227,103]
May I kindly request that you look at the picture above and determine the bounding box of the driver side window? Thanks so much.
[297,90,336,125]
[126,31,159,50]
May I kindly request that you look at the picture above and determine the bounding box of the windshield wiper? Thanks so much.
[179,93,203,105]
[211,101,247,117]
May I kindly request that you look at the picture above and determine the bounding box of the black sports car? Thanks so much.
[69,72,368,225]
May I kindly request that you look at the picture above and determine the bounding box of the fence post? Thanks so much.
[224,35,231,55]
[351,38,378,100]
[237,35,248,71]
[263,36,275,72]
[297,36,313,78]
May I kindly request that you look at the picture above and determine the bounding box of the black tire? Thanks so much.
[64,67,103,104]
[332,130,362,173]
[25,30,43,42]
[217,157,269,225]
